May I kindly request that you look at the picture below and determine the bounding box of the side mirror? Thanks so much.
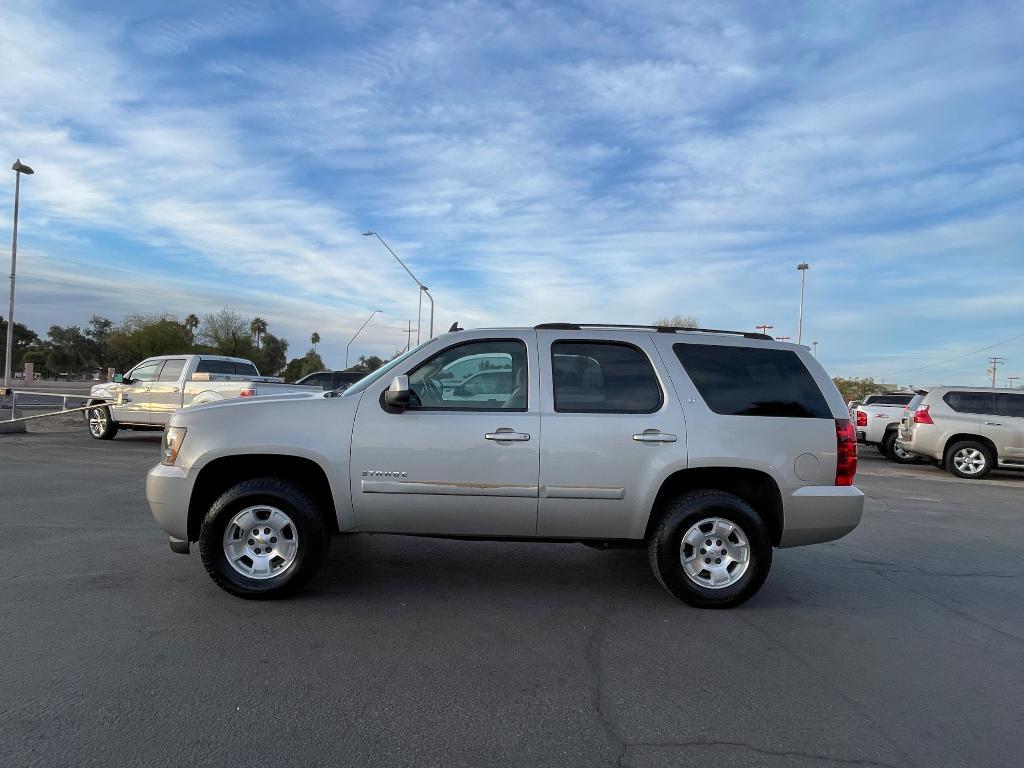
[384,375,411,411]
[113,373,124,384]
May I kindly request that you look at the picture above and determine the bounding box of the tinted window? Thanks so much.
[865,394,914,406]
[157,359,186,382]
[196,359,259,376]
[943,391,995,415]
[552,341,661,413]
[674,343,831,418]
[299,372,332,388]
[129,361,163,383]
[995,393,1024,418]
[408,340,527,410]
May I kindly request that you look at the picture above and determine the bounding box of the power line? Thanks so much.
[882,330,1024,377]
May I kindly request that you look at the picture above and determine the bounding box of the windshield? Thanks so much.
[338,339,439,397]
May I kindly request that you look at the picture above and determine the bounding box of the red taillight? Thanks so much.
[855,410,867,427]
[240,387,256,397]
[835,419,857,486]
[913,405,933,424]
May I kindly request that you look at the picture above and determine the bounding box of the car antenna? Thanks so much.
[448,321,463,332]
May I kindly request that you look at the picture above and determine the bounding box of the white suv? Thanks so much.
[146,324,864,608]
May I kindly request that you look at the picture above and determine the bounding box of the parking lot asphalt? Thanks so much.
[2,429,1022,768]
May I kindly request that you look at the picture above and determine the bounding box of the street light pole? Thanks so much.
[4,160,34,395]
[363,231,435,344]
[345,310,381,370]
[796,262,809,345]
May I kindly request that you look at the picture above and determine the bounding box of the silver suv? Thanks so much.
[146,324,864,608]
[898,386,1024,479]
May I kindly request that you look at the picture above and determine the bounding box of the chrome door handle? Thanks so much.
[485,430,531,442]
[633,430,677,443]
[985,421,1001,426]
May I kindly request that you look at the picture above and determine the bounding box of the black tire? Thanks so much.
[647,490,772,609]
[875,442,888,456]
[883,431,918,464]
[198,477,331,598]
[86,404,118,440]
[946,440,994,480]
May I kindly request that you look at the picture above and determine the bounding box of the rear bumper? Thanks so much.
[896,426,943,460]
[779,485,864,548]
[146,463,192,544]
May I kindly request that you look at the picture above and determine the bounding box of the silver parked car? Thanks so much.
[146,324,864,608]
[897,387,1024,479]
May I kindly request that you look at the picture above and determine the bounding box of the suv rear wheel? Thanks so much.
[946,440,994,480]
[648,490,772,608]
[198,477,331,598]
[883,431,917,464]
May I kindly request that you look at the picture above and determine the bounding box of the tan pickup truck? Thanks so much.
[86,354,316,440]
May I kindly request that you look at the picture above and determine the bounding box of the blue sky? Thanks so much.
[1,0,1022,385]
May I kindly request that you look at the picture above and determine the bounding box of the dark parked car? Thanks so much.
[295,370,366,391]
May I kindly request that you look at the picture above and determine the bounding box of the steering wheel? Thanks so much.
[419,376,444,406]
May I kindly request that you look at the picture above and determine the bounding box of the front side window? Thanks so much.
[674,343,831,418]
[129,361,163,383]
[157,359,187,382]
[551,341,662,413]
[943,391,995,415]
[407,340,528,410]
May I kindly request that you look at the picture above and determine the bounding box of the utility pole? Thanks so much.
[776,335,791,342]
[812,341,819,357]
[1007,376,1019,389]
[402,321,414,352]
[987,357,1004,388]
[5,159,34,396]
[796,262,809,344]
[756,324,774,336]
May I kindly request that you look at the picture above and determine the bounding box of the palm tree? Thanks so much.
[250,317,268,349]
[184,313,199,346]
[310,331,320,352]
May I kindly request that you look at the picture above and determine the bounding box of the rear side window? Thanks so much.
[942,391,995,415]
[674,344,831,419]
[551,341,662,413]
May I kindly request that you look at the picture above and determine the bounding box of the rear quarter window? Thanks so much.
[673,343,832,419]
[942,391,995,415]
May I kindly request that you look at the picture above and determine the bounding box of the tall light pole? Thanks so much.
[363,232,434,344]
[345,310,381,370]
[796,262,809,344]
[4,160,34,395]
[812,341,819,357]
[1008,376,1019,389]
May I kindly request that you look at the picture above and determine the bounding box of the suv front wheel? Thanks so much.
[198,477,331,598]
[648,490,772,608]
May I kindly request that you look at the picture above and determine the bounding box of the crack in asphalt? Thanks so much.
[623,739,908,767]
[583,609,908,768]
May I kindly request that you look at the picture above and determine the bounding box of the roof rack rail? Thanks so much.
[534,323,774,341]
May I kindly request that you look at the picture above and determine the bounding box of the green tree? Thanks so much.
[105,314,192,371]
[86,315,114,368]
[250,316,268,349]
[200,308,256,358]
[252,332,288,376]
[184,313,200,347]
[348,354,386,373]
[282,350,326,382]
[652,314,699,329]
[310,331,320,353]
[0,318,40,371]
[45,325,98,371]
[832,377,882,404]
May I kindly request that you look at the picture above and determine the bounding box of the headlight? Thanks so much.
[161,426,187,466]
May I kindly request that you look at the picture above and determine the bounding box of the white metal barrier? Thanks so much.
[3,390,123,424]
